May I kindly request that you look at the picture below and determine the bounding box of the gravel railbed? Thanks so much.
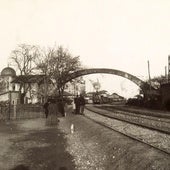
[84,108,170,154]
[106,105,170,119]
[96,105,170,122]
[58,112,170,170]
[86,105,170,134]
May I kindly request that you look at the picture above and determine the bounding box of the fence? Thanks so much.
[0,105,10,121]
[0,104,45,121]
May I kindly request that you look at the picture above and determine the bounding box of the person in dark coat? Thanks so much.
[47,99,60,125]
[43,100,50,118]
[74,95,80,114]
[57,98,66,117]
[79,94,86,115]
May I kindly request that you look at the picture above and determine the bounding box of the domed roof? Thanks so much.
[1,67,16,77]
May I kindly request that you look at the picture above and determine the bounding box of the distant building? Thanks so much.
[0,66,86,104]
[0,67,49,104]
[0,67,19,104]
[109,93,125,102]
[12,74,50,104]
[64,78,86,96]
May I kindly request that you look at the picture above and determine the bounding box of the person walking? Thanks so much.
[74,95,80,114]
[72,99,76,114]
[43,100,50,118]
[57,97,66,117]
[46,99,60,125]
[79,94,85,115]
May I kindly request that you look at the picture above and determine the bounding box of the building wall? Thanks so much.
[11,92,20,105]
[65,79,86,96]
[24,83,38,103]
[0,91,20,104]
[0,92,9,102]
[0,76,15,92]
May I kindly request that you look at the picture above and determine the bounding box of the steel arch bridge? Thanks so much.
[65,68,148,91]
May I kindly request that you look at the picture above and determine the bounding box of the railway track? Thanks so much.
[84,105,170,155]
[86,105,170,134]
[100,104,170,119]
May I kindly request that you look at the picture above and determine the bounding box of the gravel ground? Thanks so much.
[0,107,170,170]
[85,107,170,154]
[58,112,170,170]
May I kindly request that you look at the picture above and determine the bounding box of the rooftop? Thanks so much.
[1,67,16,77]
[11,75,46,84]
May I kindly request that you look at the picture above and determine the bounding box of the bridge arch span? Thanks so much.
[66,68,146,90]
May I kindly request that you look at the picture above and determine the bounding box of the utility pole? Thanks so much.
[44,74,48,102]
[147,60,151,90]
[168,55,170,82]
[44,56,49,103]
[165,66,168,82]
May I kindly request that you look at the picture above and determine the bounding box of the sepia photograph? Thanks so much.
[0,0,170,169]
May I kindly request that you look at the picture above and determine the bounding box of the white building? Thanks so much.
[0,67,48,104]
[0,66,86,104]
[0,67,19,105]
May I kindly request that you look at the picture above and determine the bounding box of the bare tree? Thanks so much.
[37,46,81,98]
[35,47,54,102]
[50,46,81,97]
[10,44,40,103]
[10,44,39,75]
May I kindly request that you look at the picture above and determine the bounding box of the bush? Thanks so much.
[126,98,143,106]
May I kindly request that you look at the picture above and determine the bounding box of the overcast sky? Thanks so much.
[0,0,170,97]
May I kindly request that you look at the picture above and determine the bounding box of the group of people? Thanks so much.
[73,94,86,115]
[43,98,65,125]
[43,94,86,125]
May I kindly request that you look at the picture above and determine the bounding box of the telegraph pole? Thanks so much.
[147,60,151,90]
[44,74,48,102]
[168,55,170,82]
[165,66,168,82]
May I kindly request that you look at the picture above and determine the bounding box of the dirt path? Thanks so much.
[0,118,75,170]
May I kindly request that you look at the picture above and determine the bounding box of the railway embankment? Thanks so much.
[87,104,170,134]
[108,104,170,118]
